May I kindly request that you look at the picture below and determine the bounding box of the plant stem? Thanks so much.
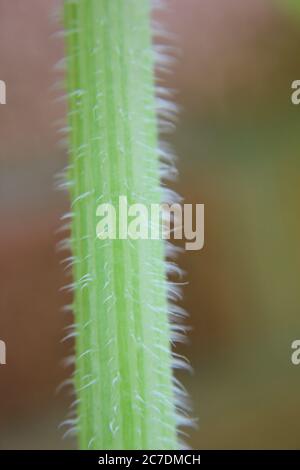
[64,0,179,449]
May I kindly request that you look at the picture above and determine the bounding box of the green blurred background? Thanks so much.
[1,0,300,449]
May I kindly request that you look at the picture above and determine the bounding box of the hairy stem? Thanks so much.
[64,0,178,449]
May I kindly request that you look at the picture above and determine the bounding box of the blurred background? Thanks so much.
[1,0,300,449]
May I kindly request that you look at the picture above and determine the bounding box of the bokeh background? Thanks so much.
[1,0,300,449]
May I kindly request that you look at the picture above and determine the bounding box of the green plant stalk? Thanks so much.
[64,0,179,449]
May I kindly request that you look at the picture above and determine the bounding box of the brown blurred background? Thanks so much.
[1,0,300,449]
